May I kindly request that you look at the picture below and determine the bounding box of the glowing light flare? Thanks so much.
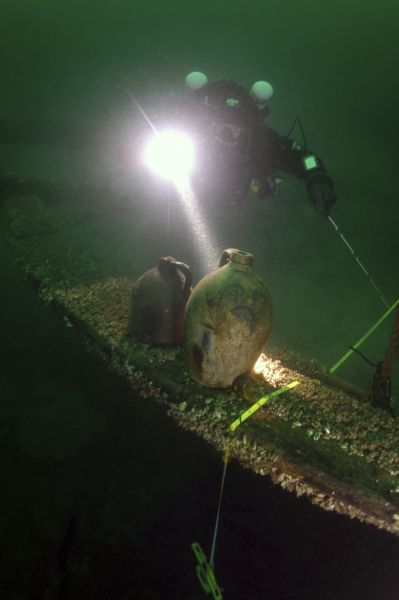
[144,130,194,184]
[253,353,286,387]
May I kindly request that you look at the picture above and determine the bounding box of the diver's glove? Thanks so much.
[306,173,337,216]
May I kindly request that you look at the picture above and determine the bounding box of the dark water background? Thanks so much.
[1,1,399,598]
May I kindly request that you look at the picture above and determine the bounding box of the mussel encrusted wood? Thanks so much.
[2,195,399,536]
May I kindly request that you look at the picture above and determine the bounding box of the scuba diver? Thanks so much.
[171,71,337,216]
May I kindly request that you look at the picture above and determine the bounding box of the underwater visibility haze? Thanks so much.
[1,1,399,598]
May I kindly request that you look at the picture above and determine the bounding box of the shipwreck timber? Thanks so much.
[2,194,399,536]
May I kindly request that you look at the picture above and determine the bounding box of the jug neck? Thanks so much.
[219,248,254,269]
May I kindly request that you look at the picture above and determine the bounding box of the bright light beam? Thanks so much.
[144,130,194,185]
[174,177,222,273]
[128,91,158,133]
[131,90,221,273]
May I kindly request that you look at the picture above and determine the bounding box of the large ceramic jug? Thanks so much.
[184,248,272,387]
[127,256,192,346]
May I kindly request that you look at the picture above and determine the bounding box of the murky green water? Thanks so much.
[1,2,399,597]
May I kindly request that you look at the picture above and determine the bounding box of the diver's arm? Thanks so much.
[265,128,337,216]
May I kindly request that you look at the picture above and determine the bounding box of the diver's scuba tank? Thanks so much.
[127,257,192,346]
[184,249,272,387]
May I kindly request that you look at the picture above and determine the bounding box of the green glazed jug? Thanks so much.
[184,248,272,387]
[127,256,192,346]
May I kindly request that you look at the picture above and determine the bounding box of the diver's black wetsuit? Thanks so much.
[176,79,336,214]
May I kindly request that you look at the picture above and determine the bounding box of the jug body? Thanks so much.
[184,249,272,387]
[127,256,192,346]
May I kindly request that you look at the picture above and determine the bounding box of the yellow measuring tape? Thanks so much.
[329,297,399,374]
[229,380,301,432]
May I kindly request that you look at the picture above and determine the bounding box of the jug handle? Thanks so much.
[174,261,192,295]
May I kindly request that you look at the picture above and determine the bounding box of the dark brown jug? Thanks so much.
[127,257,192,346]
[184,248,272,387]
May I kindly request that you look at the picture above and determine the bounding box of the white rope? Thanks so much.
[209,453,229,568]
[328,216,390,308]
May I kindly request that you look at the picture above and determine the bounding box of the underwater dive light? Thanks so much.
[144,130,194,183]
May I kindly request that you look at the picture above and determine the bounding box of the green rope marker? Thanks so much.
[229,380,301,433]
[191,542,223,600]
[329,298,399,374]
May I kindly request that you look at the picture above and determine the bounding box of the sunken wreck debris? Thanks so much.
[2,194,399,536]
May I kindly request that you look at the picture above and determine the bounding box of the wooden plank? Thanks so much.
[2,194,399,536]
